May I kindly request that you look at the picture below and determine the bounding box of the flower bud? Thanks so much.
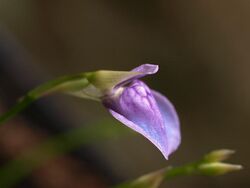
[199,162,242,176]
[204,149,235,162]
[129,169,165,188]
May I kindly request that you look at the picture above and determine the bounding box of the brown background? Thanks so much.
[0,0,249,187]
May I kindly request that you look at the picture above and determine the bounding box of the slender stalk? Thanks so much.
[0,95,34,125]
[0,73,89,125]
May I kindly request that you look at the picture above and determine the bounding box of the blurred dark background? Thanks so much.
[0,0,249,187]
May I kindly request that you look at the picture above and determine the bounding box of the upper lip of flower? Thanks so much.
[114,64,159,89]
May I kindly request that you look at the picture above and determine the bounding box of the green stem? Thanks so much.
[0,73,89,125]
[113,162,201,188]
[0,95,34,125]
[163,162,200,179]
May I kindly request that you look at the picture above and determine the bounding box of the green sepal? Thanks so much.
[67,70,140,100]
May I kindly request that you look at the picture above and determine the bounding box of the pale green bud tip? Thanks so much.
[130,169,165,188]
[204,149,235,162]
[199,162,243,176]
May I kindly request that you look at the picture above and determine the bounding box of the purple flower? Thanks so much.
[67,64,180,159]
[101,64,181,159]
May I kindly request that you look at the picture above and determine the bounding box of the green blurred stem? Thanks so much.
[163,162,200,179]
[0,120,129,188]
[0,73,88,125]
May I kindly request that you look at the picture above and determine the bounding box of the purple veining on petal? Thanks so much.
[103,80,178,159]
[114,64,159,89]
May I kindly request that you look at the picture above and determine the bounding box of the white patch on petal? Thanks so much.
[135,85,148,97]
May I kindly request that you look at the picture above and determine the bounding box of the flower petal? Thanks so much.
[115,64,159,88]
[103,80,178,159]
[151,90,181,155]
[132,64,159,75]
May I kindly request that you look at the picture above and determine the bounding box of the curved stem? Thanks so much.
[0,73,89,125]
[0,95,34,124]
